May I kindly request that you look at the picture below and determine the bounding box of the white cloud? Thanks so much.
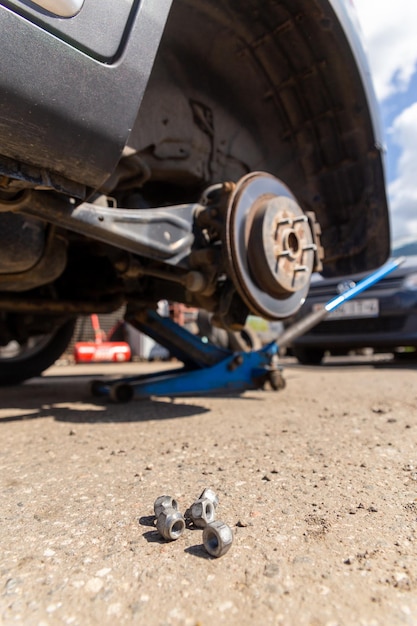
[388,102,417,243]
[354,0,417,100]
[353,0,417,243]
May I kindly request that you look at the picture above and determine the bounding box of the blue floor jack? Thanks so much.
[91,257,404,402]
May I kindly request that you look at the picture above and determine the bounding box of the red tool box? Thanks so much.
[74,314,131,363]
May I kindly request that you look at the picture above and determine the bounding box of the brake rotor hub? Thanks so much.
[247,195,314,297]
[224,172,322,320]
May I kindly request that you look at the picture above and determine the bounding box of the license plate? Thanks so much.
[313,298,379,319]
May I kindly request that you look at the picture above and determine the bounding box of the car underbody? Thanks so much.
[0,0,390,382]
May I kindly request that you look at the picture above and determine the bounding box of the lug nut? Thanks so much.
[199,488,219,509]
[203,520,233,557]
[154,495,178,519]
[151,489,231,553]
[156,507,185,541]
[187,498,216,528]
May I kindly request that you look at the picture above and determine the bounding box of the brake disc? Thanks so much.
[224,172,321,320]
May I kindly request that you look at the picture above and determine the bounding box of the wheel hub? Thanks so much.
[247,194,315,298]
[224,172,322,320]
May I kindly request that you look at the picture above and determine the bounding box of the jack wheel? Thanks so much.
[268,370,286,391]
[110,383,134,403]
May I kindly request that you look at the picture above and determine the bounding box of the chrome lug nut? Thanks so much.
[156,507,185,541]
[199,488,219,509]
[203,520,233,558]
[154,495,178,519]
[188,497,216,528]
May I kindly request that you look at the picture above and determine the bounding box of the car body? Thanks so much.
[0,0,391,383]
[288,243,417,364]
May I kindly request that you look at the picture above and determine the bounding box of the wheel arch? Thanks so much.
[128,0,390,277]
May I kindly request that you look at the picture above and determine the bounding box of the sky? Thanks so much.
[353,0,417,246]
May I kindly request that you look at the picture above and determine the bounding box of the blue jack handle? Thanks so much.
[276,257,406,349]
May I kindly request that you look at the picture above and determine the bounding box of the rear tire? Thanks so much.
[0,319,76,385]
[293,346,325,365]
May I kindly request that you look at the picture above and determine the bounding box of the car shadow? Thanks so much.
[281,354,417,370]
[374,356,417,370]
[0,372,212,424]
[0,369,267,424]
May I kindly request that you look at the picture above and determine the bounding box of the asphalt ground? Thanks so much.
[1,355,417,625]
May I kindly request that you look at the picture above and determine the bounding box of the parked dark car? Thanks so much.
[288,242,417,364]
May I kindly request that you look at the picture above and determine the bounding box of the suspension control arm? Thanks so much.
[6,190,196,265]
